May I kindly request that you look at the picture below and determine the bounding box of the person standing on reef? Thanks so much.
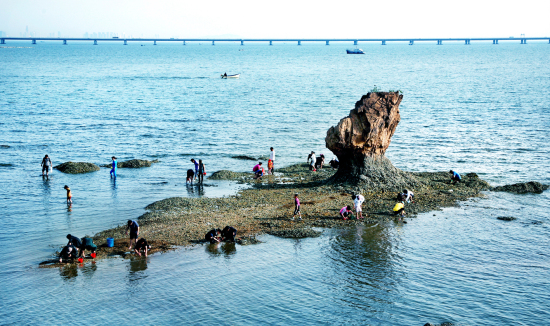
[352,193,365,219]
[125,220,139,250]
[110,156,117,179]
[41,154,52,177]
[307,152,316,171]
[191,159,199,180]
[267,159,274,175]
[270,147,275,173]
[198,159,206,183]
[291,193,302,221]
[449,170,461,184]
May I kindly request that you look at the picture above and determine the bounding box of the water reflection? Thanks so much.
[220,242,236,257]
[81,262,97,279]
[186,184,205,197]
[205,242,237,258]
[41,176,51,195]
[59,265,78,280]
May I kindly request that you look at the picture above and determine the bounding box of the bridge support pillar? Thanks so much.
[241,40,244,46]
[32,39,36,44]
[94,40,98,45]
[269,40,272,45]
[521,39,526,44]
[382,40,386,45]
[0,39,4,44]
[212,40,215,45]
[409,40,414,45]
[154,40,157,45]
[493,39,498,44]
[354,40,358,45]
[437,40,442,45]
[465,39,470,45]
[63,39,67,45]
[183,41,186,45]
[124,40,127,45]
[298,40,301,45]
[326,40,329,45]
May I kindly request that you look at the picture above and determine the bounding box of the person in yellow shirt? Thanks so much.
[393,201,405,218]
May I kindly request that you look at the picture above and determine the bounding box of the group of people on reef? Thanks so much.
[205,226,238,244]
[59,234,98,263]
[306,151,326,171]
[187,158,206,185]
[392,189,414,219]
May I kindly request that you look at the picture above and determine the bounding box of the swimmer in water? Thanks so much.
[110,156,117,179]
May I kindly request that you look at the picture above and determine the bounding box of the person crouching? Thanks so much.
[134,238,151,257]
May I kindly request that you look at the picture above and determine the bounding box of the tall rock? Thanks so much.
[326,92,421,191]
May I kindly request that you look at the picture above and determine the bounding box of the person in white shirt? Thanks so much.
[403,189,414,203]
[352,193,365,219]
[307,152,316,171]
[270,147,275,173]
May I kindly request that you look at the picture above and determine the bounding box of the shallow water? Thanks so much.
[0,42,549,325]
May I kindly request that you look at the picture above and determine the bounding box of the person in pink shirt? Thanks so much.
[339,206,353,220]
[291,193,302,220]
[253,162,264,179]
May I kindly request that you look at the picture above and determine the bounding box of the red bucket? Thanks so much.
[78,258,84,263]
[90,253,96,258]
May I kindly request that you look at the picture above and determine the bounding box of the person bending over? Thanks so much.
[134,238,151,257]
[449,170,461,184]
[59,245,78,263]
[66,234,82,249]
[340,205,353,220]
[205,229,222,244]
[222,226,237,242]
[393,201,405,219]
[79,237,97,258]
[403,189,414,203]
[186,169,195,185]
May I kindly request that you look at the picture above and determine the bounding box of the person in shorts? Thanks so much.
[352,194,365,219]
[125,220,139,250]
[41,154,52,177]
[79,237,97,258]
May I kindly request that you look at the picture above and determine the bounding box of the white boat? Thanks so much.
[346,49,365,54]
[221,74,240,79]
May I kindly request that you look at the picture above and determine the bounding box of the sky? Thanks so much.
[1,0,549,39]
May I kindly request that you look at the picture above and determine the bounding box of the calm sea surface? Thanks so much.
[0,41,549,325]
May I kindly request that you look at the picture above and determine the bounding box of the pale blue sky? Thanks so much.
[1,0,549,38]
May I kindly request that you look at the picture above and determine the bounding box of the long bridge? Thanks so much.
[1,37,550,46]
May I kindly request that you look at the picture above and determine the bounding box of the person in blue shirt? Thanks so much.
[125,220,139,250]
[110,156,117,179]
[449,170,461,184]
[191,158,199,181]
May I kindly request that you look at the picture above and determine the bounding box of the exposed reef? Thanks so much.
[492,181,549,194]
[100,159,159,169]
[54,162,100,174]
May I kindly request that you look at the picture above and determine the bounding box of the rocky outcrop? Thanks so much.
[268,228,322,238]
[492,181,548,194]
[326,92,421,191]
[54,162,100,174]
[209,170,251,180]
[101,159,159,169]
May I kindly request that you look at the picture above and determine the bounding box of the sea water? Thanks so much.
[0,41,549,325]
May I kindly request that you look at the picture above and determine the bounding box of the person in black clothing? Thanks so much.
[59,245,78,263]
[222,226,237,242]
[66,234,82,248]
[205,229,221,244]
[329,157,339,169]
[186,169,195,185]
[134,238,151,257]
[79,237,97,257]
[396,192,406,202]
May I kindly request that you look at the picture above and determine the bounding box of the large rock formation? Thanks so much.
[326,92,421,191]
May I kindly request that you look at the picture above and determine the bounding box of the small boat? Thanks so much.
[346,48,365,54]
[221,74,240,79]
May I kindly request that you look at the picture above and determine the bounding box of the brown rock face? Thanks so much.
[326,92,420,190]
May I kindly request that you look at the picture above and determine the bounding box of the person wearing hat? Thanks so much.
[110,156,118,179]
